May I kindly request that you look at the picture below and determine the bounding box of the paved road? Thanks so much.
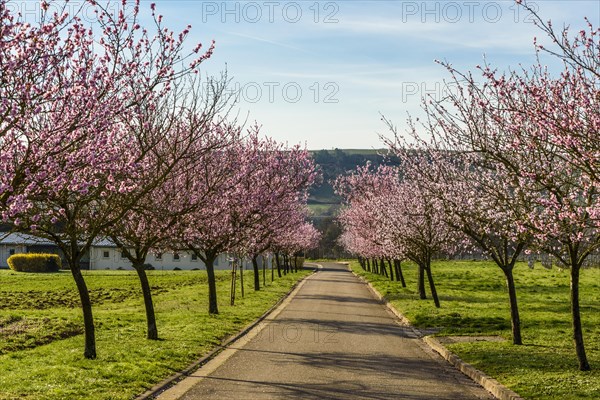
[161,262,493,400]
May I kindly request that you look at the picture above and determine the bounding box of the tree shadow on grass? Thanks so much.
[454,342,587,373]
[411,313,510,333]
[384,292,421,302]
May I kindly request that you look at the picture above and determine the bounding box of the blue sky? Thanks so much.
[15,0,600,149]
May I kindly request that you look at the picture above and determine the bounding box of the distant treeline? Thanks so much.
[309,149,400,206]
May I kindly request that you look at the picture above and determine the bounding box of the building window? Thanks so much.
[173,253,180,262]
[121,251,128,259]
[9,249,15,256]
[155,253,162,261]
[102,250,110,258]
[191,253,198,262]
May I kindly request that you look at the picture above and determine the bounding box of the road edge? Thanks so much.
[423,336,525,400]
[136,265,321,400]
[348,264,525,400]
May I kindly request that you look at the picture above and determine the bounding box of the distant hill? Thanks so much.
[308,149,399,217]
[305,149,399,258]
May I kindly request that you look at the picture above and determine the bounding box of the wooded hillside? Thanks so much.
[307,149,399,258]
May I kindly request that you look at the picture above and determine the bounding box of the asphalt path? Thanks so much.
[159,262,494,400]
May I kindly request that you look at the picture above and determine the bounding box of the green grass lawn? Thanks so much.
[350,260,600,400]
[0,267,312,399]
[307,203,339,217]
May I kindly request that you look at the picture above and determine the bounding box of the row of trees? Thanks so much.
[0,0,319,359]
[336,1,598,371]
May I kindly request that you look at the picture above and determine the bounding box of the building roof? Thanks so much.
[92,238,118,247]
[0,232,55,246]
[0,232,118,248]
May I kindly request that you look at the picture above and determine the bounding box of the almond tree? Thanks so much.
[288,222,321,268]
[268,215,321,274]
[234,140,319,288]
[1,0,215,359]
[104,105,237,339]
[101,69,235,340]
[508,2,599,367]
[337,202,389,271]
[173,129,318,313]
[243,201,316,289]
[415,0,599,367]
[382,119,533,344]
[335,164,456,306]
[335,165,404,279]
[335,166,382,256]
[0,0,95,216]
[475,66,598,370]
[382,175,457,308]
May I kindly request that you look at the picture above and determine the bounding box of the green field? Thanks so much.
[307,203,339,217]
[350,260,600,400]
[0,267,312,399]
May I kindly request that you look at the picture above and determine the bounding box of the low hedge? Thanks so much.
[7,253,62,272]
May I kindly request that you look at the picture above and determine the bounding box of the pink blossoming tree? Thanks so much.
[0,0,215,359]
[404,0,599,368]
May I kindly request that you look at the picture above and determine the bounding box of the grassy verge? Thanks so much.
[0,267,312,399]
[350,260,600,399]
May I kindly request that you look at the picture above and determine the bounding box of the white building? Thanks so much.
[0,233,257,271]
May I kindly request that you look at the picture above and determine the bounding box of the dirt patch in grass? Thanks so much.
[0,286,169,310]
[0,316,83,354]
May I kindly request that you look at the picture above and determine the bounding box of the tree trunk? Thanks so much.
[134,264,158,340]
[380,258,389,278]
[262,255,266,287]
[418,264,427,299]
[275,253,282,278]
[205,254,219,314]
[252,254,260,291]
[424,264,440,308]
[395,260,406,288]
[240,261,244,298]
[366,258,371,272]
[570,263,590,371]
[230,260,237,306]
[502,267,522,345]
[387,259,394,281]
[70,265,96,359]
